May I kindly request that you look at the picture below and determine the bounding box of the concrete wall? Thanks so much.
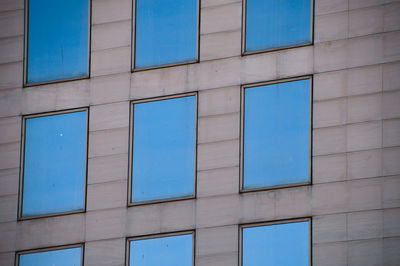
[0,0,400,265]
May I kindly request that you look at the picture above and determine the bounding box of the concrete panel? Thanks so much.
[198,112,239,144]
[196,225,238,256]
[88,153,128,184]
[0,252,14,266]
[21,86,57,115]
[196,194,239,228]
[347,149,382,180]
[314,70,347,100]
[0,10,23,38]
[89,101,129,131]
[0,222,16,252]
[382,90,400,119]
[92,0,131,25]
[197,166,239,198]
[0,0,23,12]
[240,53,277,85]
[87,180,127,211]
[85,208,126,241]
[383,119,400,147]
[0,116,20,144]
[312,182,348,215]
[55,80,90,110]
[313,242,347,266]
[383,175,400,208]
[85,238,125,266]
[198,86,240,117]
[349,0,381,10]
[384,31,400,62]
[315,11,348,43]
[276,46,313,78]
[88,127,129,158]
[383,147,400,176]
[383,62,400,92]
[0,62,22,90]
[315,0,348,15]
[347,34,383,68]
[160,200,195,232]
[200,3,241,35]
[348,239,383,266]
[201,0,241,8]
[384,2,400,31]
[92,20,131,51]
[347,121,382,152]
[0,194,17,223]
[314,39,348,73]
[313,153,347,184]
[349,6,384,37]
[313,98,347,128]
[0,142,20,170]
[313,214,347,244]
[274,186,312,219]
[0,36,23,64]
[347,210,383,240]
[383,237,400,266]
[196,252,238,266]
[200,30,241,61]
[313,126,346,156]
[197,139,239,171]
[347,93,382,123]
[91,46,131,77]
[347,178,382,212]
[383,208,400,237]
[126,204,161,236]
[0,168,19,196]
[90,73,130,105]
[239,191,276,223]
[348,65,382,96]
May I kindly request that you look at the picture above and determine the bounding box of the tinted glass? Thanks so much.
[26,0,89,84]
[18,246,82,266]
[242,221,310,266]
[22,111,87,217]
[131,96,195,203]
[245,0,311,52]
[130,234,193,266]
[243,79,310,189]
[134,0,197,68]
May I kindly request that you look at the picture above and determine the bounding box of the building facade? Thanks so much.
[0,0,400,265]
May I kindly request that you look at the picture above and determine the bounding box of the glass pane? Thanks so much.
[242,221,310,266]
[26,0,89,84]
[130,234,193,266]
[245,0,311,52]
[135,0,197,68]
[243,79,310,189]
[22,111,87,217]
[131,96,195,203]
[18,246,82,266]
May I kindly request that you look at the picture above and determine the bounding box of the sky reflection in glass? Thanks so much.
[131,96,195,203]
[245,0,312,52]
[134,0,197,68]
[129,233,193,266]
[242,221,310,266]
[18,246,82,266]
[22,111,87,217]
[243,79,310,189]
[26,0,89,84]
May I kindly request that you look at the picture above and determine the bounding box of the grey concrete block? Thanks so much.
[92,20,131,51]
[87,180,127,211]
[198,112,239,144]
[92,0,131,25]
[314,40,348,73]
[0,0,23,12]
[201,0,240,8]
[347,121,382,152]
[313,126,346,156]
[349,0,381,10]
[85,208,126,241]
[0,194,17,223]
[16,214,85,250]
[347,210,383,240]
[197,139,239,171]
[274,186,312,219]
[383,119,400,147]
[313,98,347,128]
[383,147,400,176]
[347,93,382,123]
[196,252,238,266]
[88,127,129,158]
[0,62,22,90]
[196,194,239,228]
[314,70,347,101]
[348,65,382,96]
[313,153,347,184]
[384,2,400,31]
[88,153,128,185]
[0,10,23,38]
[90,101,129,131]
[126,204,161,236]
[383,237,400,266]
[200,3,241,35]
[160,200,195,232]
[240,53,277,85]
[0,168,18,196]
[198,86,240,117]
[55,80,90,110]
[313,214,347,243]
[0,116,20,144]
[312,182,348,215]
[196,225,238,256]
[0,88,21,118]
[348,178,382,212]
[315,11,348,43]
[384,208,400,237]
[348,34,383,68]
[200,30,241,61]
[348,239,383,266]
[239,191,276,223]
[85,238,125,266]
[349,6,384,37]
[347,149,382,180]
[21,86,57,115]
[316,0,348,15]
[91,46,131,77]
[313,242,347,266]
[384,31,400,62]
[383,62,400,92]
[90,73,130,105]
[383,175,400,208]
[0,222,16,252]
[0,252,14,266]
[276,46,313,79]
[197,166,239,198]
[0,36,23,64]
[0,142,19,170]
[382,90,400,119]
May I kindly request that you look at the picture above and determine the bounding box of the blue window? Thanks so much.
[129,232,193,266]
[134,0,198,69]
[242,78,311,190]
[130,94,196,204]
[244,0,312,53]
[25,0,89,85]
[20,109,87,218]
[17,245,83,266]
[241,220,310,266]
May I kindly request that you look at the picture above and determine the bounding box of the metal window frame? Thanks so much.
[131,0,200,72]
[126,230,195,266]
[23,0,92,87]
[18,107,89,221]
[15,243,85,266]
[239,218,312,266]
[241,0,314,55]
[239,76,313,193]
[127,92,198,206]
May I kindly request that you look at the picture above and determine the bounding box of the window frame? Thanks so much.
[18,107,89,220]
[131,0,200,72]
[126,231,195,266]
[128,92,198,206]
[241,0,314,55]
[239,218,312,266]
[15,243,85,266]
[240,76,313,193]
[23,0,92,87]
